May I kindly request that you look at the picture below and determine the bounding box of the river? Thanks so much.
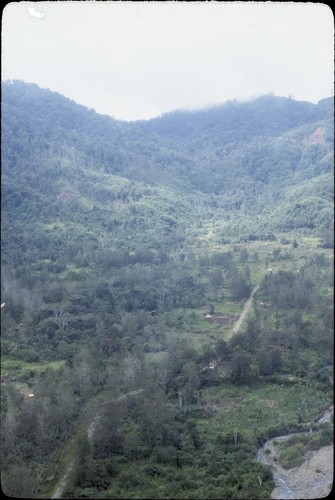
[257,406,333,499]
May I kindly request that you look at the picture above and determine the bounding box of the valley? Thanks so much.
[1,81,333,499]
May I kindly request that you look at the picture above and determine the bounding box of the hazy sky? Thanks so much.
[2,1,334,121]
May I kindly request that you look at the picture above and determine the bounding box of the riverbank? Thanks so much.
[257,406,333,499]
[261,440,333,499]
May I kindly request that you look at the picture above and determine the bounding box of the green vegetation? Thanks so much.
[278,426,333,469]
[1,81,333,498]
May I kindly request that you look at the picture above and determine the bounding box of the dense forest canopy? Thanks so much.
[1,80,333,499]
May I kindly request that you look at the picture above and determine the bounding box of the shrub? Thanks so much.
[279,442,305,468]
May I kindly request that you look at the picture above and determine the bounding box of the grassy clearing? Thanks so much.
[1,357,65,380]
[198,381,331,441]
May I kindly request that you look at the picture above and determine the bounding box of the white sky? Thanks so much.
[2,1,334,121]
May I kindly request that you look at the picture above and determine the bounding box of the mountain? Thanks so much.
[2,80,334,253]
[1,80,333,499]
[136,94,330,141]
[2,80,333,333]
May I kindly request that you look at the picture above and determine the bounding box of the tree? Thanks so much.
[1,464,35,498]
[230,348,253,384]
[239,248,249,263]
[258,347,282,376]
[227,267,251,300]
[209,269,224,288]
[72,433,96,488]
[176,361,201,407]
[93,400,124,457]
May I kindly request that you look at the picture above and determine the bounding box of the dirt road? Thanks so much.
[226,285,259,340]
[51,462,74,499]
[51,389,144,498]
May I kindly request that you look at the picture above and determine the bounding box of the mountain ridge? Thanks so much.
[1,80,333,245]
[1,80,333,500]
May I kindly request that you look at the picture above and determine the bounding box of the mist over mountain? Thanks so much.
[2,80,333,244]
[1,80,333,499]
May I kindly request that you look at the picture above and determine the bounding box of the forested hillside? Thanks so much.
[1,80,333,499]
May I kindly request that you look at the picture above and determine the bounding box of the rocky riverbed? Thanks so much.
[259,440,333,499]
[257,406,333,499]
